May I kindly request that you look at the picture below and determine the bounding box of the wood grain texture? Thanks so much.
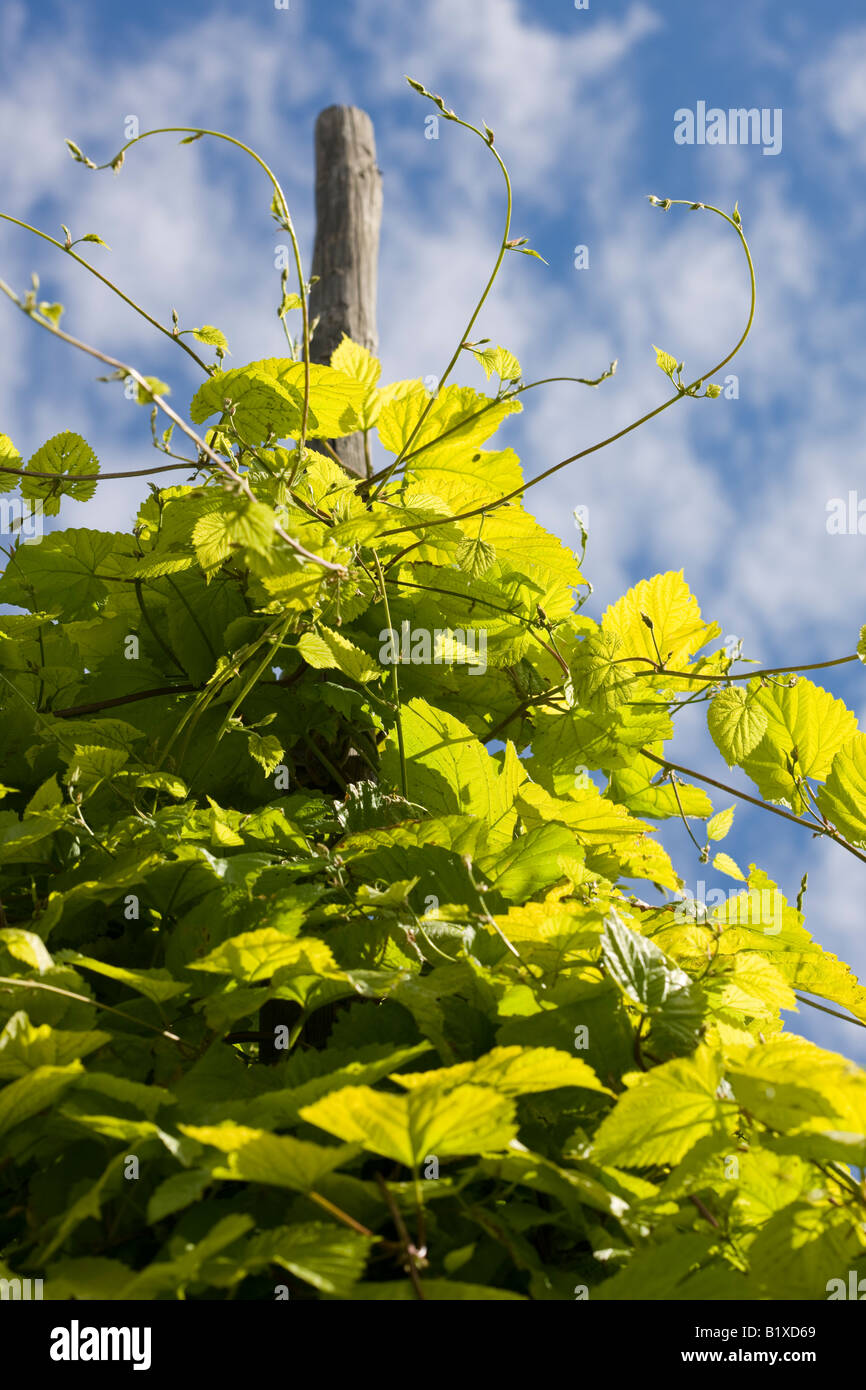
[309,105,382,478]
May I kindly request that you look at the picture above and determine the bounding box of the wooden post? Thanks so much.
[258,108,382,1064]
[309,105,383,478]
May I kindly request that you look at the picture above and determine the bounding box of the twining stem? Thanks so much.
[220,617,291,740]
[0,460,199,482]
[308,1190,377,1241]
[364,369,616,491]
[51,684,198,719]
[668,773,705,855]
[372,99,514,497]
[86,126,313,452]
[0,211,211,372]
[0,976,193,1054]
[384,575,567,670]
[795,993,866,1031]
[374,553,408,799]
[615,653,859,684]
[0,277,343,576]
[374,1172,426,1301]
[640,747,866,868]
[379,200,756,537]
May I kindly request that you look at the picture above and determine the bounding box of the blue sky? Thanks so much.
[2,0,866,1058]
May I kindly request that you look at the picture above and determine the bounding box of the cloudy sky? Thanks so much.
[1,0,865,1057]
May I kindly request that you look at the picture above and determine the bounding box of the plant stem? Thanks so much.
[379,201,756,536]
[0,277,343,576]
[372,107,514,497]
[0,211,211,372]
[374,553,408,799]
[0,976,193,1053]
[640,747,866,867]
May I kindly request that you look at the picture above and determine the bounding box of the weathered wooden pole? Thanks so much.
[258,109,382,1063]
[309,106,383,478]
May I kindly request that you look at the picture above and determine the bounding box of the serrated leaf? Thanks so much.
[391,1045,611,1097]
[602,571,719,674]
[192,499,275,570]
[707,687,768,765]
[593,1048,727,1166]
[298,627,380,683]
[0,1062,83,1136]
[135,376,170,405]
[244,1223,372,1297]
[815,733,866,846]
[179,1123,358,1190]
[706,806,735,841]
[713,851,746,880]
[739,678,858,808]
[0,433,22,494]
[455,535,496,577]
[188,931,335,984]
[247,732,284,777]
[300,1083,517,1166]
[653,345,679,377]
[192,324,229,352]
[20,432,98,515]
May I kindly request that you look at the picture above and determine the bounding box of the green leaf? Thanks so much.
[0,1062,83,1136]
[0,434,22,494]
[188,931,335,984]
[247,732,285,777]
[707,687,768,764]
[455,535,497,578]
[815,733,866,845]
[63,956,187,1004]
[20,432,99,514]
[0,1012,108,1079]
[330,336,382,429]
[713,850,746,880]
[469,345,522,382]
[179,1123,358,1190]
[706,806,735,841]
[603,571,719,673]
[601,913,704,1051]
[391,1045,611,1097]
[0,928,53,972]
[380,698,518,849]
[652,345,679,378]
[135,376,170,405]
[146,1170,211,1223]
[739,677,858,808]
[192,499,275,570]
[601,912,692,1012]
[190,365,307,442]
[300,1083,518,1166]
[593,1048,728,1166]
[298,627,380,683]
[192,325,229,352]
[244,1223,372,1297]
